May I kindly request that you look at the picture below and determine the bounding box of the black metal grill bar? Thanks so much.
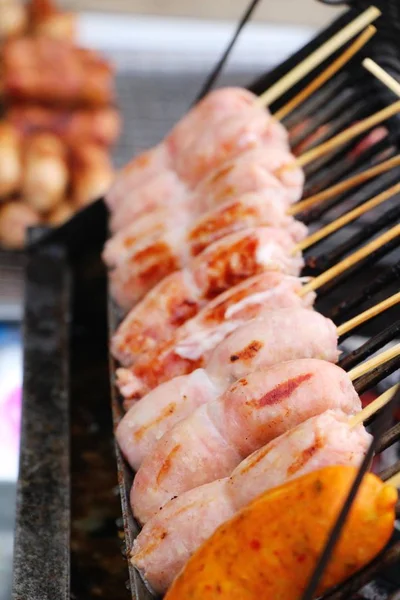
[354,356,400,395]
[303,139,395,200]
[376,422,400,454]
[299,91,386,179]
[328,263,400,323]
[379,459,400,482]
[283,73,352,129]
[313,237,400,297]
[289,89,363,151]
[295,91,374,154]
[339,321,400,367]
[303,134,375,183]
[305,192,400,270]
[302,153,399,225]
[303,187,400,259]
[319,543,400,600]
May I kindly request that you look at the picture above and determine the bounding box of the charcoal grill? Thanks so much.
[12,1,400,599]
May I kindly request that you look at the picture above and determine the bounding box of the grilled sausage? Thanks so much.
[131,359,361,523]
[132,412,371,593]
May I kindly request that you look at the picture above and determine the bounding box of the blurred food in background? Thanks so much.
[0,0,120,249]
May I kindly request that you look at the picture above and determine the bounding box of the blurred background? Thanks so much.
[0,1,343,598]
[67,0,341,26]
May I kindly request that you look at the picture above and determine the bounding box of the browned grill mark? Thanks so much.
[130,335,204,394]
[229,376,249,394]
[203,287,251,324]
[230,339,263,363]
[287,434,323,476]
[202,276,277,325]
[249,373,313,408]
[123,235,137,248]
[123,224,164,250]
[134,402,177,441]
[132,241,180,287]
[132,525,167,559]
[169,298,199,327]
[134,240,172,263]
[237,439,280,476]
[168,500,198,520]
[202,233,261,299]
[189,201,259,256]
[156,444,182,484]
[209,164,234,184]
[214,185,237,201]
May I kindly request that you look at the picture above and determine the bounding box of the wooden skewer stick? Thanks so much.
[256,6,381,108]
[275,26,376,121]
[349,384,399,428]
[289,155,400,216]
[348,344,400,381]
[295,100,400,168]
[363,58,400,97]
[337,292,400,337]
[386,471,400,488]
[300,224,400,295]
[294,182,400,252]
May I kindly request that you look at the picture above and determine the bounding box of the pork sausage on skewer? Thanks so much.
[110,225,304,310]
[131,411,371,593]
[117,308,338,470]
[131,358,361,523]
[106,87,279,210]
[113,272,316,398]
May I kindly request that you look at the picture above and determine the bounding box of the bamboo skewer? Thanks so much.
[363,58,400,97]
[348,344,400,381]
[337,293,400,337]
[289,155,400,216]
[294,182,400,253]
[275,26,376,121]
[300,224,400,295]
[256,6,381,108]
[294,100,400,168]
[349,384,399,428]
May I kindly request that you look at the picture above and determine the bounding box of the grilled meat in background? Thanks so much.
[0,0,120,249]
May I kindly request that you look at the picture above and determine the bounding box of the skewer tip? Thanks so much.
[363,57,400,98]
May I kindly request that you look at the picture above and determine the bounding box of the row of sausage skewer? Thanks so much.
[104,14,400,599]
[107,83,400,401]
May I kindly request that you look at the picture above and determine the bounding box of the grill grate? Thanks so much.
[108,4,400,599]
